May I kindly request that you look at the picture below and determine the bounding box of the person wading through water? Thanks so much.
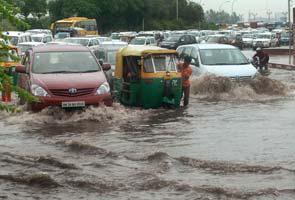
[178,55,192,106]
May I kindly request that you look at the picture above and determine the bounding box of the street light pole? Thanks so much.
[231,0,238,23]
[219,0,230,12]
[288,0,291,64]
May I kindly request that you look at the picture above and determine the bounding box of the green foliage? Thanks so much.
[20,0,47,18]
[25,17,51,29]
[48,0,205,33]
[0,0,38,112]
[205,9,240,24]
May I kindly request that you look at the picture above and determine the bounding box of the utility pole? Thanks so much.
[282,11,288,22]
[288,0,291,64]
[251,13,258,21]
[266,10,272,23]
[238,14,243,22]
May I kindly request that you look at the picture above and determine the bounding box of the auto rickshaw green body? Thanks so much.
[113,45,182,108]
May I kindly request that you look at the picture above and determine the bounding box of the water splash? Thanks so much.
[2,103,148,126]
[190,75,289,101]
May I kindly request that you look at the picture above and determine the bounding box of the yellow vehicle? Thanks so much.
[113,46,182,108]
[51,17,98,37]
[0,44,19,68]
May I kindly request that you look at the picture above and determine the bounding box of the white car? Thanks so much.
[176,44,258,81]
[63,37,100,52]
[242,33,254,48]
[252,32,278,48]
[129,36,157,46]
[31,33,53,43]
[17,42,45,56]
[2,31,32,46]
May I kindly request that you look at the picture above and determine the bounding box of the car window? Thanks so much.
[179,36,185,43]
[199,49,248,65]
[176,47,185,56]
[190,48,199,66]
[183,46,192,56]
[191,47,198,59]
[32,51,100,73]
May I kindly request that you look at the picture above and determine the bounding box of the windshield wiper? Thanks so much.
[41,71,79,74]
[235,62,249,65]
[211,63,230,65]
[81,70,99,73]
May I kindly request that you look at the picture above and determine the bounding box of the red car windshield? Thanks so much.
[32,51,100,74]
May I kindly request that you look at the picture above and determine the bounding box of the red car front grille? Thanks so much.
[50,88,95,97]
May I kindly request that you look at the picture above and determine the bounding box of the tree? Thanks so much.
[20,0,47,18]
[0,0,38,112]
[48,0,206,33]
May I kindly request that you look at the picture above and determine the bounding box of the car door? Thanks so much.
[190,47,201,75]
[19,51,31,91]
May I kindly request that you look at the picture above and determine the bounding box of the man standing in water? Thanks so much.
[178,55,193,106]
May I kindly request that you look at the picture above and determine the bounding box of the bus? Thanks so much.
[51,17,98,37]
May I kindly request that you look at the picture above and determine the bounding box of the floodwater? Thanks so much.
[1,52,295,200]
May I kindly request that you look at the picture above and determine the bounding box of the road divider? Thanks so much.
[268,63,295,70]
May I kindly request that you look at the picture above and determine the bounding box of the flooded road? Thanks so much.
[1,53,295,199]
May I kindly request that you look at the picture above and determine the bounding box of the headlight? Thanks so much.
[31,84,49,97]
[95,82,110,95]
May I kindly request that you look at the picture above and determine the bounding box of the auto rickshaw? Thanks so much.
[113,45,182,108]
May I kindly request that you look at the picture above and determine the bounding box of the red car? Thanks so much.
[16,45,112,111]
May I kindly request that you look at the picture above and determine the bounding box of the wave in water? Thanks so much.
[0,172,60,188]
[190,75,289,101]
[63,140,118,157]
[125,152,294,174]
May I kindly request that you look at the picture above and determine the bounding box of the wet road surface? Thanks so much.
[0,51,295,200]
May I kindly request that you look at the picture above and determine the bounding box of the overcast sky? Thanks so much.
[193,0,291,21]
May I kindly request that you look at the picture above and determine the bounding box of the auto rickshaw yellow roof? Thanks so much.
[0,44,17,49]
[118,45,177,56]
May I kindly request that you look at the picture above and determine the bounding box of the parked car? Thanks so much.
[94,40,128,88]
[53,32,70,40]
[252,32,278,49]
[205,34,230,45]
[2,31,32,46]
[94,41,128,71]
[129,36,157,46]
[17,42,45,56]
[280,31,292,45]
[63,37,100,52]
[16,45,112,111]
[242,33,254,48]
[26,29,52,36]
[160,34,196,49]
[176,44,258,81]
[31,33,53,43]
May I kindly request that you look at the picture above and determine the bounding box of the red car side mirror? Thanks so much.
[102,63,111,71]
[15,65,27,73]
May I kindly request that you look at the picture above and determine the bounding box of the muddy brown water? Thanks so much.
[1,52,295,199]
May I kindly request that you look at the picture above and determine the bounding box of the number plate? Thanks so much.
[62,101,85,108]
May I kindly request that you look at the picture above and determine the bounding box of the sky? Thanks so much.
[192,0,291,21]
